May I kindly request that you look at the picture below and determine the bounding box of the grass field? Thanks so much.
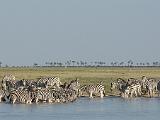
[1,67,160,94]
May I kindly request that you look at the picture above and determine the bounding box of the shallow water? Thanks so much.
[0,97,160,120]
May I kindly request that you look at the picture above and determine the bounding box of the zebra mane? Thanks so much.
[117,78,126,83]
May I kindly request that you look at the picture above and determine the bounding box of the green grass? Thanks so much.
[1,67,160,94]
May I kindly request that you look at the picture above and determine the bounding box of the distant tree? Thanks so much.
[140,63,143,66]
[127,60,133,67]
[49,62,53,66]
[142,63,145,66]
[146,62,150,66]
[98,61,105,66]
[110,62,114,66]
[119,62,124,66]
[114,62,118,66]
[80,61,85,66]
[66,61,71,67]
[76,62,80,66]
[72,61,76,66]
[33,63,38,67]
[45,62,50,66]
[136,63,139,66]
[153,61,159,66]
[54,62,57,66]
[0,61,2,67]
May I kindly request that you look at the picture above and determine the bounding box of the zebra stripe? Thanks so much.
[9,90,32,104]
[80,82,105,98]
[37,76,62,88]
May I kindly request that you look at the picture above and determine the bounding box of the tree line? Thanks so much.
[1,60,160,68]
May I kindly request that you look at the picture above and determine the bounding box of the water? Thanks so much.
[0,97,160,120]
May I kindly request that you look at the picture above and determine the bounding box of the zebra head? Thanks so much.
[110,82,118,92]
[68,78,80,95]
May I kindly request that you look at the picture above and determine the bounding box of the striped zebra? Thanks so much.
[124,83,141,98]
[80,81,105,98]
[141,76,158,97]
[50,89,67,103]
[64,89,78,102]
[33,88,66,103]
[0,89,9,102]
[67,78,80,96]
[2,74,16,81]
[146,79,158,97]
[157,80,160,96]
[4,79,26,91]
[110,78,127,94]
[20,79,38,88]
[33,88,52,103]
[1,74,16,90]
[37,76,62,88]
[49,79,80,103]
[9,89,32,104]
[50,88,78,103]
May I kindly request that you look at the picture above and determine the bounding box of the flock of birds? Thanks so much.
[0,74,160,104]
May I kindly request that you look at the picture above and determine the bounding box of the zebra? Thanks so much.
[1,74,16,90]
[140,76,158,97]
[122,86,130,98]
[111,77,143,98]
[37,76,62,88]
[33,88,52,103]
[3,79,26,91]
[80,81,105,98]
[2,74,16,81]
[0,89,9,102]
[20,79,38,88]
[65,88,78,102]
[9,89,32,104]
[48,80,80,103]
[122,83,141,98]
[67,78,80,96]
[157,80,160,96]
[46,80,80,103]
[110,78,127,94]
[146,79,158,97]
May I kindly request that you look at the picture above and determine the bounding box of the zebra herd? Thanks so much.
[111,76,160,98]
[1,74,160,104]
[0,74,105,104]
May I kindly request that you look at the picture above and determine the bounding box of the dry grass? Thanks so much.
[1,67,160,94]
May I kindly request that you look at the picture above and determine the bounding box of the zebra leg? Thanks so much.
[26,99,32,104]
[130,90,134,98]
[9,94,16,104]
[0,95,2,102]
[121,92,124,98]
[149,90,152,98]
[11,97,16,104]
[152,90,154,97]
[124,89,130,98]
[47,98,52,103]
[89,92,93,98]
[138,87,142,96]
[35,98,39,103]
[134,91,137,97]
[100,91,104,98]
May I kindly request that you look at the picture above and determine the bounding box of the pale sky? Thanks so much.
[0,0,160,66]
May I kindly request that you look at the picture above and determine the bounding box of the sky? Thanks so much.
[0,0,160,66]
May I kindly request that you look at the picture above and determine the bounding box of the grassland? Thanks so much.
[1,67,160,94]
